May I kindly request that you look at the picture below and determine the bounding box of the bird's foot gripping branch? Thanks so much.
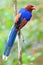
[3,4,36,61]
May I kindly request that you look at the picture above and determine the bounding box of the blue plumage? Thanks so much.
[4,8,32,56]
[19,8,32,22]
[4,25,17,56]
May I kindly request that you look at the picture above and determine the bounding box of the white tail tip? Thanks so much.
[2,55,8,61]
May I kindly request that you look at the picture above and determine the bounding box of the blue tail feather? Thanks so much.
[4,25,17,56]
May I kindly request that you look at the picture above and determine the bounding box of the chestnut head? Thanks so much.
[25,4,36,13]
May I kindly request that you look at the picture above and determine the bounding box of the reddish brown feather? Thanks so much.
[25,5,35,13]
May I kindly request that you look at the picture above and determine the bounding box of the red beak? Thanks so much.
[32,6,36,10]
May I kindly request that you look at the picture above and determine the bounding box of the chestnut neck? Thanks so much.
[25,7,32,13]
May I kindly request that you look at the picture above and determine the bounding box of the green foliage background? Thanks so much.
[0,0,43,65]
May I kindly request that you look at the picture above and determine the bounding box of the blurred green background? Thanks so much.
[0,0,43,65]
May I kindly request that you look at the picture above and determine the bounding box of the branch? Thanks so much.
[14,0,22,65]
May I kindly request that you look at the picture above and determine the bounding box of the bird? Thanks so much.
[2,4,36,60]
